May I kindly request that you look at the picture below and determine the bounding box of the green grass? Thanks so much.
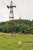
[0,32,33,50]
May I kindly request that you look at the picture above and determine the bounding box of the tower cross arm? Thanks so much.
[7,5,16,8]
[10,6,16,8]
[12,6,16,8]
[7,5,10,8]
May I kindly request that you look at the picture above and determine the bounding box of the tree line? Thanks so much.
[0,19,33,34]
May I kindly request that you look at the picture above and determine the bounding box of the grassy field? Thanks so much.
[0,32,33,50]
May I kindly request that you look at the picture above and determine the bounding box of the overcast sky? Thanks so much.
[0,0,33,22]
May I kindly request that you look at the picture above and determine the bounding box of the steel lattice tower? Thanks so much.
[7,0,16,20]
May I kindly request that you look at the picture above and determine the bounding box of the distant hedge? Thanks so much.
[0,20,33,34]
